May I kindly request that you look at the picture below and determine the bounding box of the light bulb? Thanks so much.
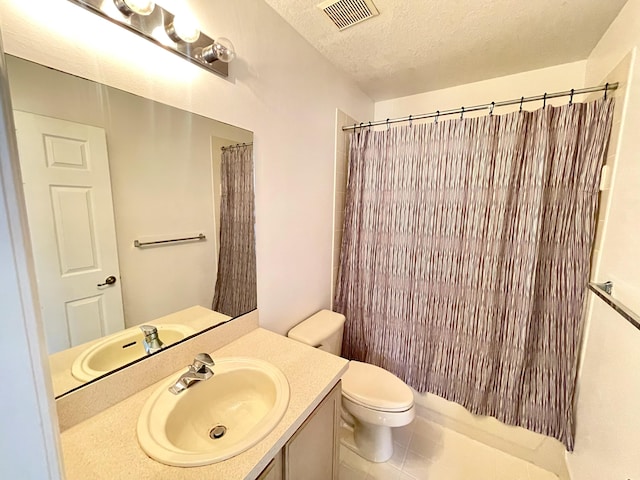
[200,37,236,64]
[114,0,155,16]
[165,15,201,43]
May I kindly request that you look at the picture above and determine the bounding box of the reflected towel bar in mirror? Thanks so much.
[588,281,640,331]
[134,234,206,248]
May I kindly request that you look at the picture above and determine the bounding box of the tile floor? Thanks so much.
[339,417,558,480]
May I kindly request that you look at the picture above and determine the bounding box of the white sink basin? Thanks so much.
[71,324,194,382]
[137,357,290,467]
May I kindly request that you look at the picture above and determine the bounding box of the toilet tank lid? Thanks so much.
[287,310,346,347]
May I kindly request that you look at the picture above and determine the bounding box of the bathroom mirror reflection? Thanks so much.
[6,55,257,397]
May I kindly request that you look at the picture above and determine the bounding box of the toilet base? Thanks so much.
[340,421,393,463]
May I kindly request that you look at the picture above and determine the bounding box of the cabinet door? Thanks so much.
[284,381,341,480]
[257,450,283,480]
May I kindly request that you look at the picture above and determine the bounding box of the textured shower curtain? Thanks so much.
[335,98,614,449]
[212,144,257,317]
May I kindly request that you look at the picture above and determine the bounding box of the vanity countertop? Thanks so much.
[59,327,348,479]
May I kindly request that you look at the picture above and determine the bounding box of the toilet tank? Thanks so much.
[287,310,346,355]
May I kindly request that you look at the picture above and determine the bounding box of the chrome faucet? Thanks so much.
[169,353,215,394]
[140,325,164,355]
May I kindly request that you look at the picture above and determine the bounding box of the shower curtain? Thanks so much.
[212,144,257,317]
[335,98,614,449]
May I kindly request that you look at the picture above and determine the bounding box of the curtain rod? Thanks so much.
[221,142,253,151]
[342,83,619,131]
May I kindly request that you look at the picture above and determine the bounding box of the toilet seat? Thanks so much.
[342,361,414,412]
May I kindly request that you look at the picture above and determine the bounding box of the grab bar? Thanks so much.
[588,281,640,331]
[134,233,206,248]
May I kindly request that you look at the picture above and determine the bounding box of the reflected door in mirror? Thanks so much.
[15,111,125,353]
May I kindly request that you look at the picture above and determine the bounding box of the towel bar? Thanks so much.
[134,234,206,248]
[588,281,640,332]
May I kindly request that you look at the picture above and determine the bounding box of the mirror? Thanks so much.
[6,55,256,397]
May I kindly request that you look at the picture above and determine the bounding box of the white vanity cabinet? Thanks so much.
[257,381,341,480]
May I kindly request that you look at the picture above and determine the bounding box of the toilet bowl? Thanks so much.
[287,310,415,463]
[340,360,415,462]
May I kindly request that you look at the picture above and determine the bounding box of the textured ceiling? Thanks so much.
[263,0,628,100]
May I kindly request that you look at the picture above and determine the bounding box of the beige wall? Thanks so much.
[566,1,640,478]
[375,60,587,119]
[371,61,588,479]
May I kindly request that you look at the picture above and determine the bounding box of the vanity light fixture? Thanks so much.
[67,0,233,77]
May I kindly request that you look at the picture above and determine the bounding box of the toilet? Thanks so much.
[287,310,415,463]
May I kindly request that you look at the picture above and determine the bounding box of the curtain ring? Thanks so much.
[519,96,524,113]
[604,82,609,100]
[569,88,574,105]
[368,121,372,131]
[408,114,412,127]
[435,110,440,124]
[386,118,390,130]
[543,93,547,109]
[460,107,465,120]
[489,101,495,116]
[359,122,364,131]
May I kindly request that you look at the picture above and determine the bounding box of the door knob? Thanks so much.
[97,275,117,287]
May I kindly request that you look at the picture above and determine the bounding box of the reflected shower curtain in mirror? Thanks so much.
[335,98,614,449]
[212,144,257,317]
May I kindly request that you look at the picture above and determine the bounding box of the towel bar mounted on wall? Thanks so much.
[592,281,613,295]
[134,233,206,248]
[588,281,640,332]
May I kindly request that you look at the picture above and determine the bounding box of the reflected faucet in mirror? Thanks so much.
[140,325,164,354]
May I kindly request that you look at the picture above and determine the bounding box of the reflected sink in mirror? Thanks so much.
[48,306,231,396]
[71,324,195,382]
[137,357,290,467]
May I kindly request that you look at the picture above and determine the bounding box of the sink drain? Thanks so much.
[209,425,227,440]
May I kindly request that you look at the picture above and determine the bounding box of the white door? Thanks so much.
[14,111,125,354]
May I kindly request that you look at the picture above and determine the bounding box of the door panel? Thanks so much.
[44,133,89,169]
[50,186,99,274]
[65,295,106,346]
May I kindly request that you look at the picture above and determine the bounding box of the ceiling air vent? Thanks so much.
[318,0,379,31]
